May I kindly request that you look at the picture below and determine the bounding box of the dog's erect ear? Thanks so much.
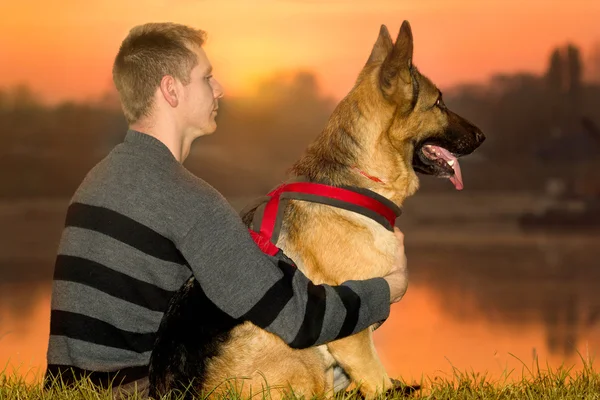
[367,25,394,64]
[380,20,414,98]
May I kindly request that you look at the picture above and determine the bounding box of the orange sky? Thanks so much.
[1,0,599,104]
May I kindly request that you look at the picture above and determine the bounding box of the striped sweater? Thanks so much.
[45,129,390,386]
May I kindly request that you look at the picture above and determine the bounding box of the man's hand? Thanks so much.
[383,227,409,303]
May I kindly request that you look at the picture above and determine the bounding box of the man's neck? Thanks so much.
[129,119,192,163]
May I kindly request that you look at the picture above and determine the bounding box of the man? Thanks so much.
[44,22,409,397]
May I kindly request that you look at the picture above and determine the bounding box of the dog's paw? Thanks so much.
[385,379,421,397]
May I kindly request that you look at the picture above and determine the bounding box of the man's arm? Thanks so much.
[178,192,391,349]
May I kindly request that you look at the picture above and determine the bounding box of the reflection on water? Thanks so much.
[378,226,600,383]
[409,236,600,360]
[375,285,584,384]
[0,284,50,383]
[1,197,600,384]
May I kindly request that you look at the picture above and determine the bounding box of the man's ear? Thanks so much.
[159,75,179,107]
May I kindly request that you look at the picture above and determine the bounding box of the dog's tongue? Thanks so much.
[431,146,463,190]
[449,166,464,191]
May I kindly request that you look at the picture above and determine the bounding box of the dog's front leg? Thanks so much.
[326,328,391,398]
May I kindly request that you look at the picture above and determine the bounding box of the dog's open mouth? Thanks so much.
[416,144,463,190]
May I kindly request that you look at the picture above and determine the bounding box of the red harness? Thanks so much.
[245,180,402,257]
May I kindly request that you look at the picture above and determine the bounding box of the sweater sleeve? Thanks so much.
[178,190,391,349]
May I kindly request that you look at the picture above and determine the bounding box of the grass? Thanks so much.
[2,354,600,399]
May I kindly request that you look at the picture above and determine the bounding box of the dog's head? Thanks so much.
[355,21,485,192]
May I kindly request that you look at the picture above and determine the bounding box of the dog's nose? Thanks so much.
[475,130,485,144]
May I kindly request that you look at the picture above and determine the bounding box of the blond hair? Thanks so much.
[112,22,206,124]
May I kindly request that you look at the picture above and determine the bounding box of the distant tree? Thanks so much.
[546,48,563,92]
[0,88,7,110]
[543,44,584,131]
[545,44,584,94]
[566,44,583,95]
[11,84,40,109]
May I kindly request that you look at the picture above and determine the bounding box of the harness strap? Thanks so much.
[248,229,280,256]
[262,182,401,243]
[243,179,402,256]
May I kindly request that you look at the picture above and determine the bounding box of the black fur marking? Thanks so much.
[148,277,241,399]
[412,108,485,176]
[339,125,363,151]
[409,65,419,111]
[149,259,301,398]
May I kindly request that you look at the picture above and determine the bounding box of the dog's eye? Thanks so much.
[435,97,445,109]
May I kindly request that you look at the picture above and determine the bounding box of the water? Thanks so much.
[1,195,599,384]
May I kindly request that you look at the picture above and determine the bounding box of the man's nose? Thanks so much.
[214,80,224,98]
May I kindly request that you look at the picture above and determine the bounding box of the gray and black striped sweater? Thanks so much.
[45,129,390,386]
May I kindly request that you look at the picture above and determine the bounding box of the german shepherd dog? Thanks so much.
[149,20,485,399]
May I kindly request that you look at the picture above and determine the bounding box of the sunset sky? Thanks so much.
[1,0,599,104]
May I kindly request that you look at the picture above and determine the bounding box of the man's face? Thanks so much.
[180,46,224,138]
